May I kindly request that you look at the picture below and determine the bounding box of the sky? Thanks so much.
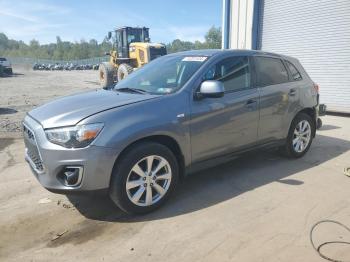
[0,0,222,44]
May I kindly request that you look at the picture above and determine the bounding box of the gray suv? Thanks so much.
[23,50,318,214]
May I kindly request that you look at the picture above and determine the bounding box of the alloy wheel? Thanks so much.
[293,120,311,153]
[126,155,172,207]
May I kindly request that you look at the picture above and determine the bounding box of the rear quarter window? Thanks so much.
[254,56,289,86]
[285,60,302,81]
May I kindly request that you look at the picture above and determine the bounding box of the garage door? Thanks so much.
[257,0,350,113]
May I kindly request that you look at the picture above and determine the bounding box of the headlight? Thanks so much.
[45,123,104,148]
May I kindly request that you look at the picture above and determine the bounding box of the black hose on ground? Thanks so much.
[310,220,350,262]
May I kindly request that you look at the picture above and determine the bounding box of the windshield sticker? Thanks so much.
[182,56,208,62]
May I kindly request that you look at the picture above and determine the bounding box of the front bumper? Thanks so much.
[23,116,118,193]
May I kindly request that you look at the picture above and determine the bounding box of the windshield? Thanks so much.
[127,29,142,44]
[114,55,209,95]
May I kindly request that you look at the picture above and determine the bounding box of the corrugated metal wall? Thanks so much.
[229,0,255,49]
[258,0,350,113]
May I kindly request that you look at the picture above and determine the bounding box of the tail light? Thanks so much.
[313,83,319,94]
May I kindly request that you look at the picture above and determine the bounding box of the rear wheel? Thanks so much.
[117,63,133,82]
[99,62,115,88]
[281,113,315,158]
[109,142,179,214]
[316,118,323,129]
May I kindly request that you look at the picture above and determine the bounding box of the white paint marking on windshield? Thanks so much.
[182,56,208,62]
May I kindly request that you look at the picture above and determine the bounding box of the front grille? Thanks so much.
[23,124,44,172]
[23,125,34,140]
[149,47,166,61]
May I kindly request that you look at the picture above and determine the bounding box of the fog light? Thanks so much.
[58,166,83,187]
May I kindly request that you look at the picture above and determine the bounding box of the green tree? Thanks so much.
[204,26,222,49]
[166,39,195,53]
[0,26,222,59]
[29,39,40,49]
[166,26,222,53]
[0,33,9,50]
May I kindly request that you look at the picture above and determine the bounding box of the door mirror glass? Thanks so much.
[197,80,224,99]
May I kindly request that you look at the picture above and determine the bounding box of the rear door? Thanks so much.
[253,56,299,142]
[190,56,259,163]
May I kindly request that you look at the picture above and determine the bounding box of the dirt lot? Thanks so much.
[0,66,350,262]
[0,65,99,137]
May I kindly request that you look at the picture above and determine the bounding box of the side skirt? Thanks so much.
[185,139,286,176]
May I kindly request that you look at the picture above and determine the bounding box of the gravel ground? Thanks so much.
[0,66,350,262]
[0,65,99,137]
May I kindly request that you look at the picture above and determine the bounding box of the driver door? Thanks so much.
[190,56,259,163]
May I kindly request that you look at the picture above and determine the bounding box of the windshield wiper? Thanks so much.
[115,87,148,94]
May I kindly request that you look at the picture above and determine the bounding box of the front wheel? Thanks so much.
[99,62,115,88]
[109,142,179,214]
[117,63,133,82]
[281,113,315,158]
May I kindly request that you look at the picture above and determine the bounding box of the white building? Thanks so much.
[223,0,350,113]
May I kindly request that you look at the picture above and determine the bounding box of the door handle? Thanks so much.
[289,89,297,96]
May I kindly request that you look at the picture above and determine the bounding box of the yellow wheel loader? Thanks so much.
[99,26,167,88]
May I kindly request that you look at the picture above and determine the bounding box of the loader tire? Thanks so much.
[99,62,115,88]
[117,63,133,82]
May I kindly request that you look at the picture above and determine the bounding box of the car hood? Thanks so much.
[28,89,158,128]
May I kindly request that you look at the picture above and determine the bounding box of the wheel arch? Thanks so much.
[112,134,186,181]
[291,107,317,137]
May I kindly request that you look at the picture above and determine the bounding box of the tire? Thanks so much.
[281,113,315,158]
[117,63,133,82]
[316,118,323,129]
[109,142,179,214]
[99,62,115,88]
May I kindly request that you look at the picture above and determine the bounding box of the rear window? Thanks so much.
[0,58,7,61]
[255,57,289,86]
[285,60,302,81]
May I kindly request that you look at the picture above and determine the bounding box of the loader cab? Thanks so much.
[100,26,167,88]
[114,27,150,59]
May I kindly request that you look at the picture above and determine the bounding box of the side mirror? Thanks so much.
[107,31,112,40]
[196,80,225,99]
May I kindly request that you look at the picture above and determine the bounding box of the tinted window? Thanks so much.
[203,56,250,92]
[255,57,289,86]
[0,58,6,61]
[285,60,302,81]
